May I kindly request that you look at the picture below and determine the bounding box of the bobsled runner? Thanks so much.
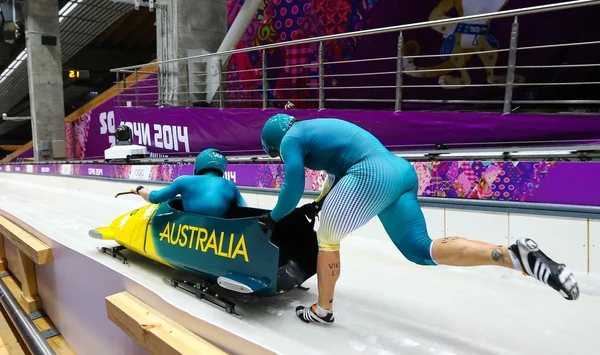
[89,195,319,315]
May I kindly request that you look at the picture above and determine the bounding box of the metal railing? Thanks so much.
[111,0,600,113]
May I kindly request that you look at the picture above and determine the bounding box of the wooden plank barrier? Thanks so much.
[0,211,75,354]
[106,292,229,355]
[0,215,53,313]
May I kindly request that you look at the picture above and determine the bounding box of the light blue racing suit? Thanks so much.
[149,173,247,217]
[269,118,436,265]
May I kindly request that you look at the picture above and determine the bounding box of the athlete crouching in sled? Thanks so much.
[257,114,580,325]
[132,148,247,216]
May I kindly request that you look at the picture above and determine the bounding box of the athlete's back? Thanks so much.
[149,174,246,217]
[270,117,414,221]
[284,118,393,176]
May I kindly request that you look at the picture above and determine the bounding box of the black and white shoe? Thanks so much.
[295,304,335,325]
[509,238,580,300]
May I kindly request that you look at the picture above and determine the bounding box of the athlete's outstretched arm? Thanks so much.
[270,137,306,221]
[147,177,185,204]
[234,188,248,207]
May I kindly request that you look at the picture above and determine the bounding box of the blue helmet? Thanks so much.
[194,148,227,176]
[261,113,297,157]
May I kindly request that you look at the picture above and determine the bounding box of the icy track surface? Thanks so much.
[0,175,599,355]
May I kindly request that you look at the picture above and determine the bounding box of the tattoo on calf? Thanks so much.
[328,262,340,276]
[491,249,505,263]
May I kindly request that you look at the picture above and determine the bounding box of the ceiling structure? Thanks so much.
[0,0,157,148]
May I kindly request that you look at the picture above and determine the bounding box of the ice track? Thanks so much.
[0,174,598,355]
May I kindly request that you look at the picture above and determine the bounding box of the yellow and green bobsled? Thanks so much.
[89,197,318,296]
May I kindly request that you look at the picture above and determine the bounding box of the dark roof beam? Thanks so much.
[123,14,156,49]
[91,11,131,47]
[106,11,149,47]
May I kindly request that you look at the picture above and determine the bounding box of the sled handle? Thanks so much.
[114,191,135,198]
[115,186,144,198]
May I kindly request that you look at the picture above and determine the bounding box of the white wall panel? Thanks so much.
[445,209,509,247]
[256,193,279,209]
[240,192,259,207]
[589,220,599,273]
[423,207,445,239]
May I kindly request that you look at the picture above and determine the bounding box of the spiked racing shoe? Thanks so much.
[295,304,335,325]
[509,238,580,300]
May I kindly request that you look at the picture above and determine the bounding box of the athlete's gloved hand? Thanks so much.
[258,212,276,233]
[131,185,145,195]
[300,201,321,220]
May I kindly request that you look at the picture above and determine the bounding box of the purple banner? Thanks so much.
[89,107,600,157]
[2,161,600,207]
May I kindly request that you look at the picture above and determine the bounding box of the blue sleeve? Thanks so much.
[235,189,248,207]
[270,137,305,221]
[148,177,186,204]
[229,181,248,207]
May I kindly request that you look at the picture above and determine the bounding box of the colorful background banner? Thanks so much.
[30,0,593,161]
[225,0,600,110]
[2,161,599,207]
[61,106,600,161]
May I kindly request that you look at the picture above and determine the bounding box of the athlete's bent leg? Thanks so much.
[296,166,400,324]
[431,237,515,268]
[316,250,340,310]
[379,189,580,300]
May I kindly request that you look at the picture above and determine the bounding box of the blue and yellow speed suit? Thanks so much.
[149,173,247,217]
[270,118,436,266]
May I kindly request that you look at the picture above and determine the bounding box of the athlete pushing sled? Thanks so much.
[257,114,580,325]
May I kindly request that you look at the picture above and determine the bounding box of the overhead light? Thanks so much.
[397,153,426,158]
[510,150,574,156]
[58,0,83,17]
[15,50,26,61]
[0,48,26,84]
[439,151,505,157]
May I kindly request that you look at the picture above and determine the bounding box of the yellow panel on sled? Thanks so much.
[89,204,175,269]
[117,204,170,265]
[126,204,157,252]
[121,204,172,267]
[143,224,172,267]
[92,204,173,268]
[90,208,145,245]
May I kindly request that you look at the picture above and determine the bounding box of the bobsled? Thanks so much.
[89,195,318,315]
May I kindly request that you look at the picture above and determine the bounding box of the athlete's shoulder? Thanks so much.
[280,134,305,155]
[304,117,344,124]
[223,178,238,189]
[219,179,241,199]
[172,175,193,184]
[296,117,353,131]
